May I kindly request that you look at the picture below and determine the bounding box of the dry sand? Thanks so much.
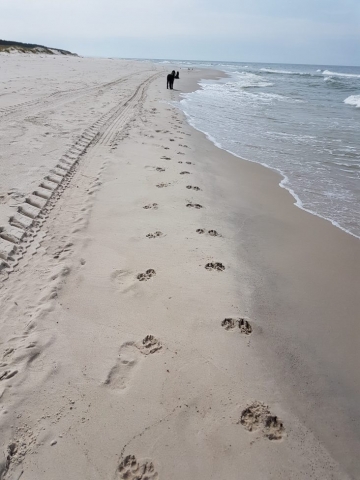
[0,56,359,479]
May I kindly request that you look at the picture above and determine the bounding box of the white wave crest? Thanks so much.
[260,68,311,76]
[233,72,273,88]
[344,95,360,108]
[261,68,294,74]
[323,70,360,79]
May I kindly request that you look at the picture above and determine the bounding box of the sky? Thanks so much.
[1,0,359,65]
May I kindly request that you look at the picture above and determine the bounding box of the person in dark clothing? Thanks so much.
[167,70,175,89]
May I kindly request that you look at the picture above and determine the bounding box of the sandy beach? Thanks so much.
[0,55,359,480]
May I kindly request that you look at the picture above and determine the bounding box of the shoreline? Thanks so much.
[172,69,360,477]
[0,58,358,479]
[183,110,360,241]
[175,68,360,241]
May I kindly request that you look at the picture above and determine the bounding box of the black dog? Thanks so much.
[167,70,175,89]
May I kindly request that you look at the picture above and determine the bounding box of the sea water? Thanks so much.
[155,60,360,239]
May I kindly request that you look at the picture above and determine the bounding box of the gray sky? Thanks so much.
[1,0,359,65]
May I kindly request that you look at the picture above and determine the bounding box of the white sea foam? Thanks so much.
[323,70,360,78]
[344,95,360,108]
[261,68,295,74]
[233,72,273,88]
[255,92,304,103]
[260,68,312,76]
[199,80,300,104]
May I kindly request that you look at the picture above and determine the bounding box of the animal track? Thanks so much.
[143,203,158,210]
[186,185,201,191]
[221,317,252,334]
[180,171,190,175]
[205,262,225,271]
[161,156,171,160]
[118,455,158,480]
[196,229,220,236]
[156,183,170,188]
[156,167,165,172]
[186,203,203,209]
[177,152,185,155]
[186,161,193,165]
[146,231,163,239]
[239,401,285,440]
[170,138,174,141]
[138,335,162,355]
[162,146,169,150]
[137,269,156,281]
[178,161,183,164]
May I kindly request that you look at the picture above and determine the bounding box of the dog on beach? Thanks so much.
[167,70,175,89]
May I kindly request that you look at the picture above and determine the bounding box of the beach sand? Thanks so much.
[0,56,359,479]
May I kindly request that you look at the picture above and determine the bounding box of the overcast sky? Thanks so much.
[1,0,359,65]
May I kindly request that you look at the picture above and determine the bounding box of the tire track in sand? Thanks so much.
[0,70,155,122]
[0,72,161,283]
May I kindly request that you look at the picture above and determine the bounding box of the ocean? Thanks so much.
[155,60,360,239]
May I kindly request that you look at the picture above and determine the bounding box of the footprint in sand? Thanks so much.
[186,203,203,209]
[156,183,170,188]
[186,186,201,191]
[146,231,163,239]
[137,269,156,281]
[161,156,171,160]
[117,455,158,480]
[156,167,165,172]
[143,203,158,210]
[186,161,193,165]
[162,146,169,150]
[180,171,190,175]
[239,401,285,440]
[105,343,140,390]
[178,161,183,164]
[106,336,162,390]
[205,262,225,272]
[221,317,252,334]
